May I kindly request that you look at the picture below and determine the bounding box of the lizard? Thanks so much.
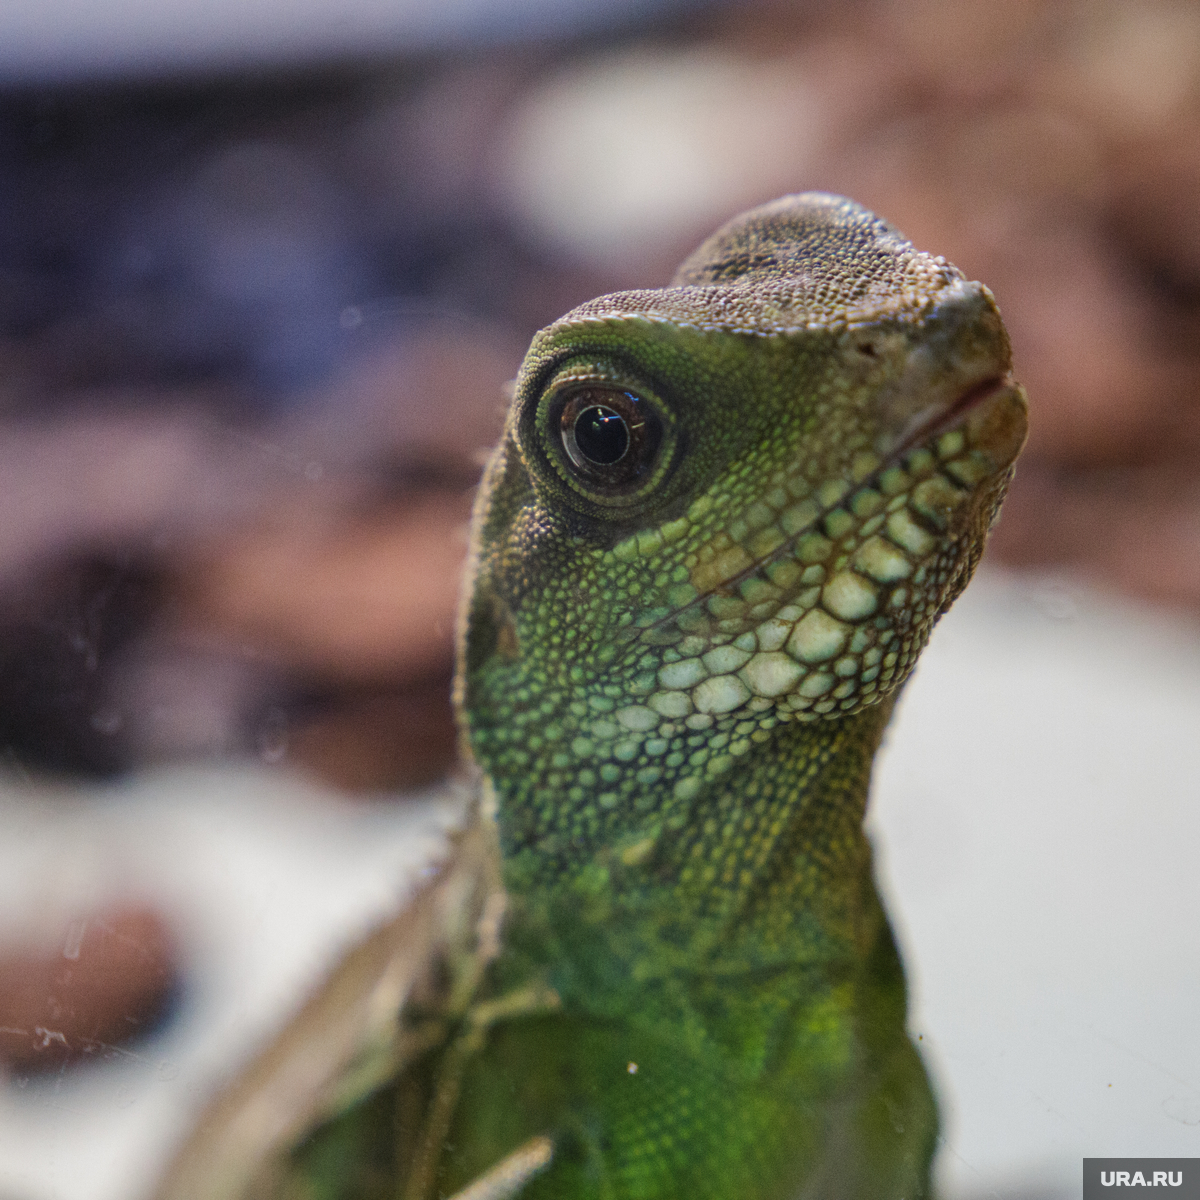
[155,193,1027,1200]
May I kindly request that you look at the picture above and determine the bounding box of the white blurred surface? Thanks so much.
[0,771,467,1200]
[495,48,826,265]
[0,568,1197,1199]
[871,571,1200,1199]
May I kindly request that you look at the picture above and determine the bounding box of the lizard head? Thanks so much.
[459,194,1026,863]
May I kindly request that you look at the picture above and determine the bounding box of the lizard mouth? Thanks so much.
[883,373,1014,465]
[627,370,1027,649]
[714,372,1022,591]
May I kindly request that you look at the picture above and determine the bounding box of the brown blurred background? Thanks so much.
[1,0,1198,1073]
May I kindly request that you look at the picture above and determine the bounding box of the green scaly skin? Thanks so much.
[297,194,1028,1199]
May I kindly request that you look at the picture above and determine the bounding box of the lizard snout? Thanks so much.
[869,278,1016,460]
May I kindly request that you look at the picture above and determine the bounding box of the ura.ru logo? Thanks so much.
[1102,1171,1184,1187]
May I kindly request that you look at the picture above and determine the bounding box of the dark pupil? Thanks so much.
[573,405,629,465]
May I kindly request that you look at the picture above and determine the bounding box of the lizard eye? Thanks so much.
[556,387,661,492]
[568,402,629,466]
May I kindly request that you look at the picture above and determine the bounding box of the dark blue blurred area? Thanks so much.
[0,0,719,402]
[0,73,489,398]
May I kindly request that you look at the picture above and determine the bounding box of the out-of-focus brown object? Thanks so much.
[0,904,178,1071]
[141,488,471,792]
[176,491,470,684]
[287,677,458,795]
[0,322,510,785]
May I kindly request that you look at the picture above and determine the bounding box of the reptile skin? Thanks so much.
[294,193,1028,1200]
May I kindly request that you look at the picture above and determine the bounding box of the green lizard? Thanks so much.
[156,193,1027,1200]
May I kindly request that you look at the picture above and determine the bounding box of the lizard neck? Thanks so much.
[481,696,896,976]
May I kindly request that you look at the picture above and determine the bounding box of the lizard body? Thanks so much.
[277,194,1027,1199]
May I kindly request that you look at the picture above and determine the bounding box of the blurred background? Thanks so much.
[0,1,1198,1197]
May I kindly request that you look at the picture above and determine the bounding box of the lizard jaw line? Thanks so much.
[631,372,1016,639]
[884,372,1012,466]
